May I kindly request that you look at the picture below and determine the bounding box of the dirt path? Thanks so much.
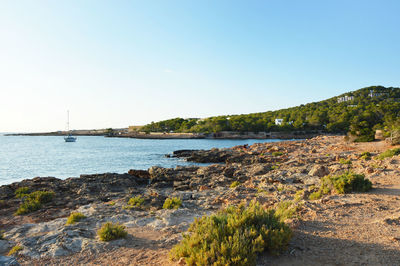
[261,141,400,265]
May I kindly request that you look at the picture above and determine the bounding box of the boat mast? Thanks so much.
[67,110,70,133]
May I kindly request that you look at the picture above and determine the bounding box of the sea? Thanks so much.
[0,135,284,186]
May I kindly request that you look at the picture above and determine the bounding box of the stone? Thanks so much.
[0,240,12,254]
[0,256,20,266]
[309,165,329,177]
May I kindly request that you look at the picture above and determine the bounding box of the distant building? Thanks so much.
[275,119,283,125]
[369,90,388,98]
[337,95,354,103]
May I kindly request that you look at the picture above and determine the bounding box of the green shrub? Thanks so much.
[230,181,241,188]
[277,184,285,192]
[354,134,374,142]
[320,172,372,195]
[170,201,292,265]
[163,197,182,209]
[308,191,322,200]
[8,245,23,256]
[360,151,372,160]
[15,187,30,198]
[15,190,55,215]
[294,190,304,202]
[97,222,127,241]
[66,212,86,225]
[15,199,42,215]
[271,164,279,170]
[128,196,145,207]
[274,201,298,222]
[378,148,400,160]
[28,191,55,203]
[339,158,352,165]
[272,151,283,157]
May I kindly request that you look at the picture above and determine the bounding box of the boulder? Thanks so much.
[0,240,12,254]
[308,165,329,177]
[128,169,150,179]
[0,256,19,266]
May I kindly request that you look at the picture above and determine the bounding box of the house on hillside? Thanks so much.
[275,118,283,125]
[369,90,388,98]
[337,95,354,103]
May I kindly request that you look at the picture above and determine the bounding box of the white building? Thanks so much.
[275,118,283,125]
[369,90,388,98]
[337,95,354,103]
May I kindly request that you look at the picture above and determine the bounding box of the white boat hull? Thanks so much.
[64,136,77,142]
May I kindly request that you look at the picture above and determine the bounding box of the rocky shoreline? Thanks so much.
[1,136,400,265]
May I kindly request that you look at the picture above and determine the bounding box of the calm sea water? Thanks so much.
[0,135,283,185]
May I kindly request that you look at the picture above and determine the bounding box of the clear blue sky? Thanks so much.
[1,0,399,132]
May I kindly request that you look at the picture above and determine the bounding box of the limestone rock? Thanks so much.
[0,256,19,266]
[309,165,329,177]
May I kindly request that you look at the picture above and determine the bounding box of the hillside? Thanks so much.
[142,86,400,141]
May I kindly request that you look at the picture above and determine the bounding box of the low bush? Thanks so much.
[97,222,127,241]
[66,212,86,225]
[124,195,146,210]
[378,148,400,160]
[15,200,41,215]
[8,245,23,256]
[163,197,182,209]
[274,201,298,222]
[360,151,372,160]
[271,164,279,170]
[272,151,283,157]
[353,134,375,143]
[15,187,30,198]
[308,190,322,200]
[294,190,304,202]
[170,201,292,265]
[15,190,55,215]
[339,158,352,165]
[230,181,240,188]
[29,191,55,203]
[315,172,372,197]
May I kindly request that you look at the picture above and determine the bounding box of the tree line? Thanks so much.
[141,86,400,141]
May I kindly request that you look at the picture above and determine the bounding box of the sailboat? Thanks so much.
[64,110,77,142]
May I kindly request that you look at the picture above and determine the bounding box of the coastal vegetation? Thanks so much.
[124,195,145,209]
[0,230,4,240]
[15,187,30,198]
[15,190,55,215]
[377,148,400,160]
[8,245,23,256]
[66,212,86,225]
[163,197,182,209]
[339,158,352,165]
[170,201,292,265]
[360,151,372,160]
[230,181,241,188]
[141,86,400,142]
[97,222,127,241]
[272,151,284,157]
[310,172,372,200]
